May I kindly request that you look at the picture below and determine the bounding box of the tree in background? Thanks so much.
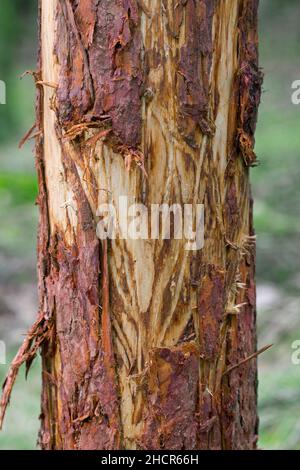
[1,0,263,450]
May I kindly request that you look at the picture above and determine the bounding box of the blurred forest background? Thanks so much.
[0,0,299,450]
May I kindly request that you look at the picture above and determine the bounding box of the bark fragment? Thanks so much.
[237,0,263,166]
[177,0,215,146]
[197,265,226,360]
[140,344,199,450]
[56,0,143,148]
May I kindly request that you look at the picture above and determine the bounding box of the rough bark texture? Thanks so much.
[1,0,262,450]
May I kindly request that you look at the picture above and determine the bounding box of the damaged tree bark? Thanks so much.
[1,0,263,450]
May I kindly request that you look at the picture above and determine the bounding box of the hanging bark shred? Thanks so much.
[18,123,37,149]
[0,312,53,430]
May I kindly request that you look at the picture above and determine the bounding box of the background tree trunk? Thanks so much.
[36,0,261,450]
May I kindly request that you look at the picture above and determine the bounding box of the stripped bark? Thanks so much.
[1,0,263,450]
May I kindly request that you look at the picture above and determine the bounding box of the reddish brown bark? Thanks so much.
[56,0,143,147]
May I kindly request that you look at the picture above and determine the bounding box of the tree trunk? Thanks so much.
[2,0,262,450]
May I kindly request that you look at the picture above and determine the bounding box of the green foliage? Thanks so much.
[0,173,37,206]
[0,0,37,142]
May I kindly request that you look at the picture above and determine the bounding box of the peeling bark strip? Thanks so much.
[197,265,225,360]
[39,164,121,449]
[178,0,215,146]
[56,0,143,147]
[0,0,263,450]
[140,344,199,450]
[39,227,120,450]
[236,0,263,166]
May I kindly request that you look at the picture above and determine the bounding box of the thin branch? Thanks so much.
[223,344,273,377]
[62,0,95,101]
[35,80,58,89]
[18,123,37,149]
[0,312,51,430]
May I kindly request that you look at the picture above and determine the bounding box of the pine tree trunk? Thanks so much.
[35,0,262,450]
